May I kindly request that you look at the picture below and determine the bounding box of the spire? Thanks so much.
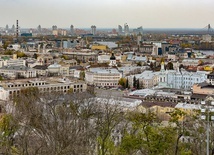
[177,61,180,72]
[161,61,165,71]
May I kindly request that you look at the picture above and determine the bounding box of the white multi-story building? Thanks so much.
[5,58,26,67]
[0,54,26,68]
[85,68,122,87]
[207,72,214,85]
[128,71,159,89]
[0,65,37,79]
[167,70,207,90]
[0,78,87,101]
[128,62,208,90]
[47,63,70,76]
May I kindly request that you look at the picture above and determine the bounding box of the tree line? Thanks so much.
[0,87,212,155]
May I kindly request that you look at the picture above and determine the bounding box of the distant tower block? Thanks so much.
[12,24,15,33]
[38,25,42,33]
[16,20,19,37]
[91,25,96,35]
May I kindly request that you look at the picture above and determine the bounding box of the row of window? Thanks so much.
[9,86,83,95]
[96,83,118,86]
[8,82,46,88]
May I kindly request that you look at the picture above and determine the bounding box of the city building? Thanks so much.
[91,25,96,35]
[202,34,212,42]
[124,23,129,36]
[63,51,98,63]
[91,44,108,51]
[37,55,53,65]
[166,70,207,90]
[32,65,48,76]
[192,82,214,95]
[85,68,122,87]
[11,25,15,33]
[0,78,87,101]
[109,53,117,67]
[52,25,57,30]
[37,25,42,33]
[118,25,122,35]
[133,26,143,35]
[207,72,214,85]
[0,54,26,68]
[0,65,37,79]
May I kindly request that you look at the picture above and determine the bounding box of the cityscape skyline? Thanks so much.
[1,0,213,29]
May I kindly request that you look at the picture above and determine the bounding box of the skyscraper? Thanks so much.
[91,25,96,35]
[118,25,122,35]
[133,26,143,35]
[124,23,129,36]
[5,24,9,32]
[52,25,57,30]
[38,25,42,33]
[11,25,15,33]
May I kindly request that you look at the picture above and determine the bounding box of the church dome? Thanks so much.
[110,53,116,60]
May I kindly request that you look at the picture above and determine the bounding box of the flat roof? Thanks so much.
[89,68,120,74]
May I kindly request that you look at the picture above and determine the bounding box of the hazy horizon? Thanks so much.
[1,0,213,29]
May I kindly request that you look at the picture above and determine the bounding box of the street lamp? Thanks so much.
[200,96,214,155]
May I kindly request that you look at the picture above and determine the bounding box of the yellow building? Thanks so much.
[137,102,176,121]
[204,66,213,72]
[175,103,200,120]
[91,45,108,51]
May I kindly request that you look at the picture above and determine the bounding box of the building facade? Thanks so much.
[0,78,87,101]
[85,68,122,87]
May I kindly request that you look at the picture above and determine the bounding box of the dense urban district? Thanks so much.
[0,23,214,155]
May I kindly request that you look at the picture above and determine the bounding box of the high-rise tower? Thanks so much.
[124,23,129,36]
[118,25,122,35]
[38,25,42,33]
[11,25,15,33]
[91,25,96,35]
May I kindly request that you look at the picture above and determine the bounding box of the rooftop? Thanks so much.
[0,65,32,71]
[89,68,120,74]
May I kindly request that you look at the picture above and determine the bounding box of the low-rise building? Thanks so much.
[85,68,122,87]
[63,51,98,63]
[192,82,214,95]
[0,78,87,101]
[32,65,48,76]
[0,65,37,79]
[167,70,207,90]
[207,72,214,85]
[0,55,26,67]
[128,70,159,89]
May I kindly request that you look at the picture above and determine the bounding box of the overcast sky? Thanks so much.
[1,0,213,29]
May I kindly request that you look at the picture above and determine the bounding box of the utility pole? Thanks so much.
[201,96,214,155]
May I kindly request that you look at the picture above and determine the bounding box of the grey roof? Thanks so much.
[33,65,48,70]
[69,65,84,70]
[0,65,31,71]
